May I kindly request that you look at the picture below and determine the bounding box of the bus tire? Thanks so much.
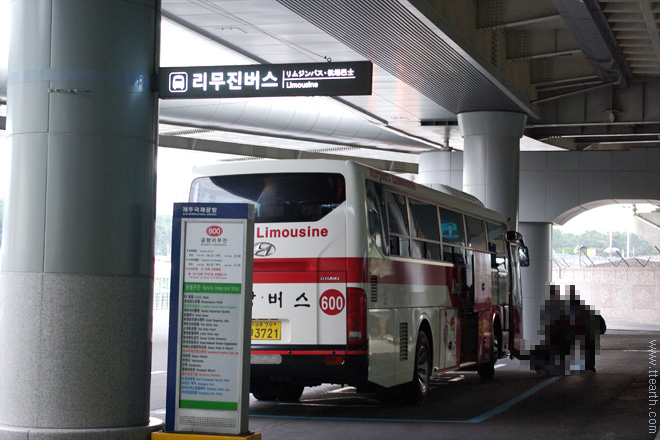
[477,335,498,380]
[404,331,431,404]
[251,379,277,401]
[273,382,304,402]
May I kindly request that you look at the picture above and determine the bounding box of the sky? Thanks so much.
[0,19,657,231]
[557,203,655,234]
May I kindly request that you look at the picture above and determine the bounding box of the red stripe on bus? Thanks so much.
[252,271,349,284]
[251,350,368,356]
[253,257,458,287]
[253,272,317,283]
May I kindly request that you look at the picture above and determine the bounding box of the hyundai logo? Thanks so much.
[254,242,276,257]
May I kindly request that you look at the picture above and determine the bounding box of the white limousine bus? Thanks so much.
[189,159,528,403]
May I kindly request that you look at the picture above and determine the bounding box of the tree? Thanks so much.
[553,227,655,256]
[155,214,173,257]
[579,230,608,253]
[553,228,579,254]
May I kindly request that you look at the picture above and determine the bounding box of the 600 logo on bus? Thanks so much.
[319,289,345,316]
[206,225,223,237]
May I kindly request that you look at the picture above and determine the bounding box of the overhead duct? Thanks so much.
[159,97,436,152]
[552,0,631,85]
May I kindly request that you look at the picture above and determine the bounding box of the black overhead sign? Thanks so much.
[158,61,373,99]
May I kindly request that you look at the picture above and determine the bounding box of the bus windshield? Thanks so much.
[190,172,346,223]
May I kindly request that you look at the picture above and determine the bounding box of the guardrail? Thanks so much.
[553,248,660,269]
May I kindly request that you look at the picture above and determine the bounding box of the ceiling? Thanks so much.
[3,0,660,170]
[158,0,660,163]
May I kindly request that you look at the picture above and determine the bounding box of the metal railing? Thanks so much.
[553,247,660,269]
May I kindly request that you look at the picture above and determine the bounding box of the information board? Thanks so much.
[159,61,372,99]
[166,203,254,435]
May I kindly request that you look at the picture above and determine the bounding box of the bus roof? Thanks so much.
[192,159,508,225]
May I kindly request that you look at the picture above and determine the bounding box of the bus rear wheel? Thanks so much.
[404,331,431,404]
[251,378,277,401]
[272,381,305,402]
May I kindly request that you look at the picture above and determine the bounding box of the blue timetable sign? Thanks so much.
[158,61,372,99]
[165,203,254,436]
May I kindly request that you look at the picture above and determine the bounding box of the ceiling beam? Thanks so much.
[639,0,660,65]
[478,14,562,32]
[157,134,419,174]
[552,0,632,84]
[507,48,583,63]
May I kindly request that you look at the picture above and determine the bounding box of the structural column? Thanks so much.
[518,222,553,341]
[457,111,527,231]
[1,1,160,439]
[417,149,463,190]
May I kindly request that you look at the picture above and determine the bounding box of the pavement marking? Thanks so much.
[467,375,561,423]
[280,402,377,408]
[250,376,562,424]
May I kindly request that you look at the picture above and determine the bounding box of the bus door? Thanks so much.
[473,251,493,365]
[508,243,524,357]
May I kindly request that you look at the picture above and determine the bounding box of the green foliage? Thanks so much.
[553,227,655,256]
[155,214,173,257]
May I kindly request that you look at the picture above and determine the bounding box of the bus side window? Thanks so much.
[439,207,466,247]
[443,246,466,265]
[409,199,442,260]
[412,241,442,260]
[486,222,505,254]
[366,180,389,255]
[487,222,506,268]
[409,199,440,241]
[385,191,409,235]
[465,216,487,250]
[384,190,410,257]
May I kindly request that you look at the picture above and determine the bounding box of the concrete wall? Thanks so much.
[520,149,660,224]
[553,265,660,329]
[419,149,660,225]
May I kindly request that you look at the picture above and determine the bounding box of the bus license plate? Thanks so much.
[251,321,281,340]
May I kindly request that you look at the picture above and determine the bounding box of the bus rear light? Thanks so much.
[347,288,367,345]
[323,355,345,366]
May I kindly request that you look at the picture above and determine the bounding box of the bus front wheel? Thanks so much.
[477,335,499,380]
[404,331,431,404]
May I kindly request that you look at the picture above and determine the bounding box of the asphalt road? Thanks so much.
[150,310,659,440]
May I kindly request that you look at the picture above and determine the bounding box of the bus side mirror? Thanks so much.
[519,245,530,267]
[506,231,523,241]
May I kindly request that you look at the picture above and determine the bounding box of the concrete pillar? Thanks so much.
[417,149,463,190]
[518,222,553,342]
[457,111,527,231]
[1,1,160,438]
